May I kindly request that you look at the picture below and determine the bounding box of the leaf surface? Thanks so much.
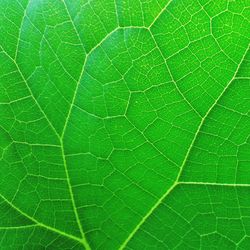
[0,0,249,249]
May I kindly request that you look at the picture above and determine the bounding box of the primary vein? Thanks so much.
[60,139,91,250]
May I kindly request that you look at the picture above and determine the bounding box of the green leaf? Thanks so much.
[0,0,249,249]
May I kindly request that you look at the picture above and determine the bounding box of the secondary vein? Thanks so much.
[0,193,83,244]
[119,44,249,249]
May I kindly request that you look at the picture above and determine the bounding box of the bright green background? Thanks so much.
[0,0,249,249]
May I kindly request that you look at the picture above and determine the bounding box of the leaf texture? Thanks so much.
[0,0,249,249]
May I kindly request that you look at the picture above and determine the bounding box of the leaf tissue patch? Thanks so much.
[0,0,249,249]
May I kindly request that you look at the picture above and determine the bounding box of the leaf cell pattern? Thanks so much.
[0,0,249,249]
